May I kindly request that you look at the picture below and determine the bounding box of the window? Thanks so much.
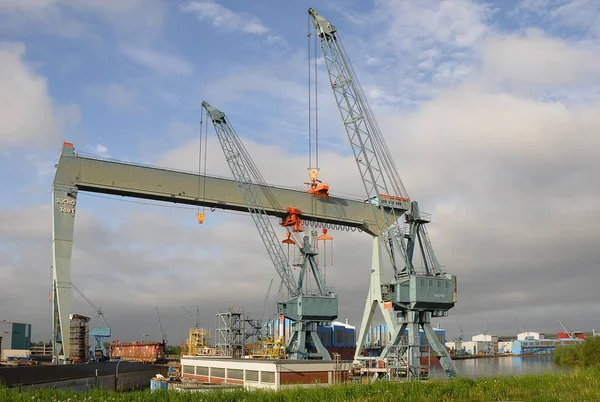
[182,365,194,374]
[261,371,275,384]
[245,370,259,382]
[211,367,225,378]
[228,368,243,380]
[196,366,209,376]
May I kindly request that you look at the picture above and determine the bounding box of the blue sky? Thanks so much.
[1,0,600,342]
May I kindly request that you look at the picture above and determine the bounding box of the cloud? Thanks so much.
[380,0,489,48]
[482,29,600,87]
[119,45,194,76]
[86,144,110,158]
[0,0,165,38]
[518,0,600,38]
[0,41,67,149]
[182,1,271,36]
[85,83,138,111]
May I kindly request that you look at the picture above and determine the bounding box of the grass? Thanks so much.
[1,366,600,402]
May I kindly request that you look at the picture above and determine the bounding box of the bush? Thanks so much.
[555,336,600,367]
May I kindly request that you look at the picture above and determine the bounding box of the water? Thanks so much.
[430,356,574,379]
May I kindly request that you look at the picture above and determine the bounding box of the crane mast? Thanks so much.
[309,8,457,378]
[202,101,337,360]
[308,8,411,277]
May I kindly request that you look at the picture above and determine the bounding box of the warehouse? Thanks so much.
[0,320,32,360]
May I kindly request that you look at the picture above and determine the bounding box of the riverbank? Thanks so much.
[2,365,600,401]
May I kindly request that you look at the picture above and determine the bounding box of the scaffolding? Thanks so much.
[247,336,287,359]
[184,328,215,356]
[69,314,90,364]
[215,308,246,357]
[386,344,430,381]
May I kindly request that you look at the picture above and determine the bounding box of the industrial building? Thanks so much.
[180,356,350,390]
[518,332,545,340]
[266,318,356,360]
[472,334,498,343]
[512,338,584,355]
[0,320,32,360]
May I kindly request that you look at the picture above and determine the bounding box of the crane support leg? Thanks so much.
[422,317,456,378]
[287,322,331,360]
[382,311,456,379]
[51,184,78,364]
[354,237,397,360]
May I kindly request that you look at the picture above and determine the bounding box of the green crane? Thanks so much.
[309,8,457,378]
[202,101,337,360]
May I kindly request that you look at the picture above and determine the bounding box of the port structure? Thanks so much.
[51,143,380,364]
[309,8,457,378]
[202,102,336,360]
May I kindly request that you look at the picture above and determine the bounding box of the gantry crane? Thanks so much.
[202,101,337,360]
[309,8,457,378]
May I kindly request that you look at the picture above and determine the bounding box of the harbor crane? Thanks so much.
[202,101,337,360]
[183,306,201,328]
[309,8,457,377]
[156,307,167,344]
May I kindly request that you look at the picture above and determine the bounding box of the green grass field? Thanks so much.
[2,366,600,402]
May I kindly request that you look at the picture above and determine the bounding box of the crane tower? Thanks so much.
[308,8,457,378]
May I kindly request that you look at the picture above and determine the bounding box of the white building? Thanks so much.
[517,331,544,340]
[181,356,352,390]
[498,341,513,354]
[472,333,498,343]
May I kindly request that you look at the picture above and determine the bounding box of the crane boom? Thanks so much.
[202,102,300,296]
[156,306,167,344]
[70,282,108,328]
[308,8,411,277]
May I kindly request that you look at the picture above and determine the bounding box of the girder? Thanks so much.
[53,144,380,234]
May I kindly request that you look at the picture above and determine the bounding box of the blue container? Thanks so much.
[344,327,355,348]
[150,378,168,391]
[333,326,345,348]
[317,326,333,348]
[168,367,175,373]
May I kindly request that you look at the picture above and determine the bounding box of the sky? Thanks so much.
[1,0,599,345]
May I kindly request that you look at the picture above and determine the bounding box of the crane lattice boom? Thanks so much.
[308,8,415,277]
[202,102,299,296]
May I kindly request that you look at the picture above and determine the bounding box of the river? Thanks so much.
[429,355,574,379]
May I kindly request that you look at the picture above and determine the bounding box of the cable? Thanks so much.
[314,27,319,170]
[198,114,203,215]
[202,108,209,214]
[307,14,312,170]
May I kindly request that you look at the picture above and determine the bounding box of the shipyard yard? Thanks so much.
[1,0,600,400]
